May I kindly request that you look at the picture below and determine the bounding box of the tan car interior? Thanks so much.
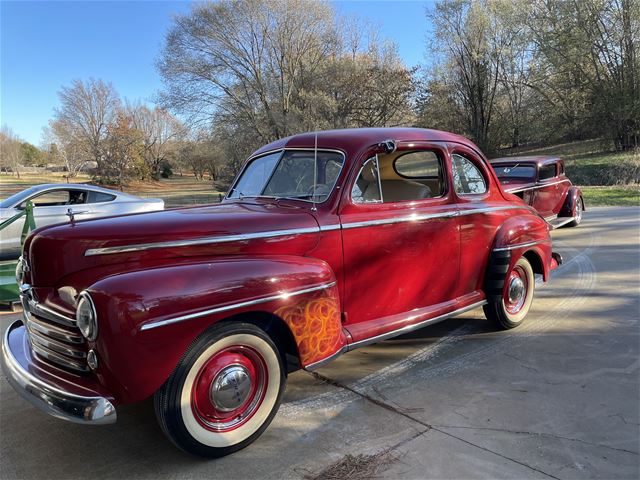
[355,151,444,203]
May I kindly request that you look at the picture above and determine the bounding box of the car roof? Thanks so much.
[490,155,561,166]
[22,183,139,198]
[250,128,481,159]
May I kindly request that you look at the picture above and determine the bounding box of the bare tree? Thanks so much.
[42,120,88,177]
[0,126,24,178]
[158,0,337,141]
[53,78,121,165]
[127,102,186,179]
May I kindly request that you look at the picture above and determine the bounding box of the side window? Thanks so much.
[87,191,116,203]
[452,154,487,195]
[539,164,556,180]
[352,157,382,203]
[393,151,445,197]
[27,190,71,207]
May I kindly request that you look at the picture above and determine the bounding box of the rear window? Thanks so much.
[493,164,536,180]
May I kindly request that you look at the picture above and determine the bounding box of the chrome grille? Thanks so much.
[20,287,88,373]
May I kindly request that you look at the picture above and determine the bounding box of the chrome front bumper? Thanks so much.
[1,320,116,425]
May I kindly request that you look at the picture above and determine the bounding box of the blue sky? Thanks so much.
[1,1,432,146]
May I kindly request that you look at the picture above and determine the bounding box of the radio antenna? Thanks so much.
[312,131,318,212]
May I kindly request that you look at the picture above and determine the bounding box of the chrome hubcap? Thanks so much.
[508,277,525,307]
[210,365,252,412]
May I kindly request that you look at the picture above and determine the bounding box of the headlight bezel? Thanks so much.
[76,291,98,341]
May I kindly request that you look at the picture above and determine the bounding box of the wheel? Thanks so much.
[565,196,583,227]
[483,256,535,329]
[154,322,285,457]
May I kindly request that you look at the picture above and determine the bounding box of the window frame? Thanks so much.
[451,152,489,197]
[391,150,447,199]
[351,155,384,204]
[227,148,347,205]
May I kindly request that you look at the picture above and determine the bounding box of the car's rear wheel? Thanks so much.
[154,322,285,457]
[566,196,583,227]
[484,256,535,329]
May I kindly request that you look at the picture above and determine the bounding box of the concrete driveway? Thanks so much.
[1,206,638,479]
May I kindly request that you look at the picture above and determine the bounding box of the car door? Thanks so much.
[338,144,460,342]
[532,163,559,218]
[25,189,92,228]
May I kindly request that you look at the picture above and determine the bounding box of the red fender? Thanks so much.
[559,186,584,217]
[70,255,343,404]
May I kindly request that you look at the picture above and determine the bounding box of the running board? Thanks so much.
[546,216,575,229]
[305,300,487,371]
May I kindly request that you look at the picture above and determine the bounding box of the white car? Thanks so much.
[0,184,164,259]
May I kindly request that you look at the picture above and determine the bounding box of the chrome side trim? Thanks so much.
[85,205,535,256]
[1,321,116,424]
[504,178,570,194]
[85,226,320,256]
[304,345,348,371]
[492,239,551,252]
[347,300,488,351]
[140,281,337,331]
[319,224,341,232]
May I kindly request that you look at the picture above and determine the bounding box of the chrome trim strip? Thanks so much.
[504,178,570,194]
[30,341,89,372]
[22,295,76,327]
[28,330,87,359]
[492,239,551,252]
[304,345,348,371]
[140,281,337,331]
[1,321,116,424]
[85,226,320,256]
[347,300,487,350]
[23,315,84,344]
[85,205,535,256]
[319,224,341,232]
[550,216,575,229]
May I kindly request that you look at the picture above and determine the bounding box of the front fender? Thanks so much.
[85,255,343,404]
[559,186,584,217]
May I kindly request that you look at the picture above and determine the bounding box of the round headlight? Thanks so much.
[77,292,98,341]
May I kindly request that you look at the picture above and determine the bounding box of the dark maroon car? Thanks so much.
[490,156,584,228]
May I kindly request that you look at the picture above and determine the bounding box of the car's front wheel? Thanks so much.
[154,322,285,457]
[484,256,535,329]
[566,196,583,227]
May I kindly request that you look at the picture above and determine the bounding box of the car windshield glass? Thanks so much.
[229,150,344,202]
[0,186,42,208]
[493,164,536,181]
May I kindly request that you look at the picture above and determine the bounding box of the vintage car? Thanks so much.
[0,184,164,259]
[2,128,562,458]
[489,156,584,228]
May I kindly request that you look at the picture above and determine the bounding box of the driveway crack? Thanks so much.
[309,371,562,479]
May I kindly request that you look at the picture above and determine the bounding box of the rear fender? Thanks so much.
[84,255,344,404]
[559,186,584,217]
[485,214,553,301]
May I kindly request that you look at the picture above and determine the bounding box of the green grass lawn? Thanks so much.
[581,186,639,206]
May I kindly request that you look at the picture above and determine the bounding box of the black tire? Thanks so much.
[483,257,535,330]
[154,322,285,458]
[565,196,583,227]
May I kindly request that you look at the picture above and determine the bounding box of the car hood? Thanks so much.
[25,201,320,287]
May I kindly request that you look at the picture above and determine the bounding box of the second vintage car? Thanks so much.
[3,128,562,458]
[490,156,584,228]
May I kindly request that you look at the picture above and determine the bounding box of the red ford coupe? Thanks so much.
[490,156,584,228]
[3,128,562,457]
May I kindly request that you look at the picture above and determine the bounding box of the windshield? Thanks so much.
[493,164,536,181]
[0,186,41,209]
[229,150,345,202]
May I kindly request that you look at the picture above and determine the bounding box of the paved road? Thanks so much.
[1,207,638,479]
